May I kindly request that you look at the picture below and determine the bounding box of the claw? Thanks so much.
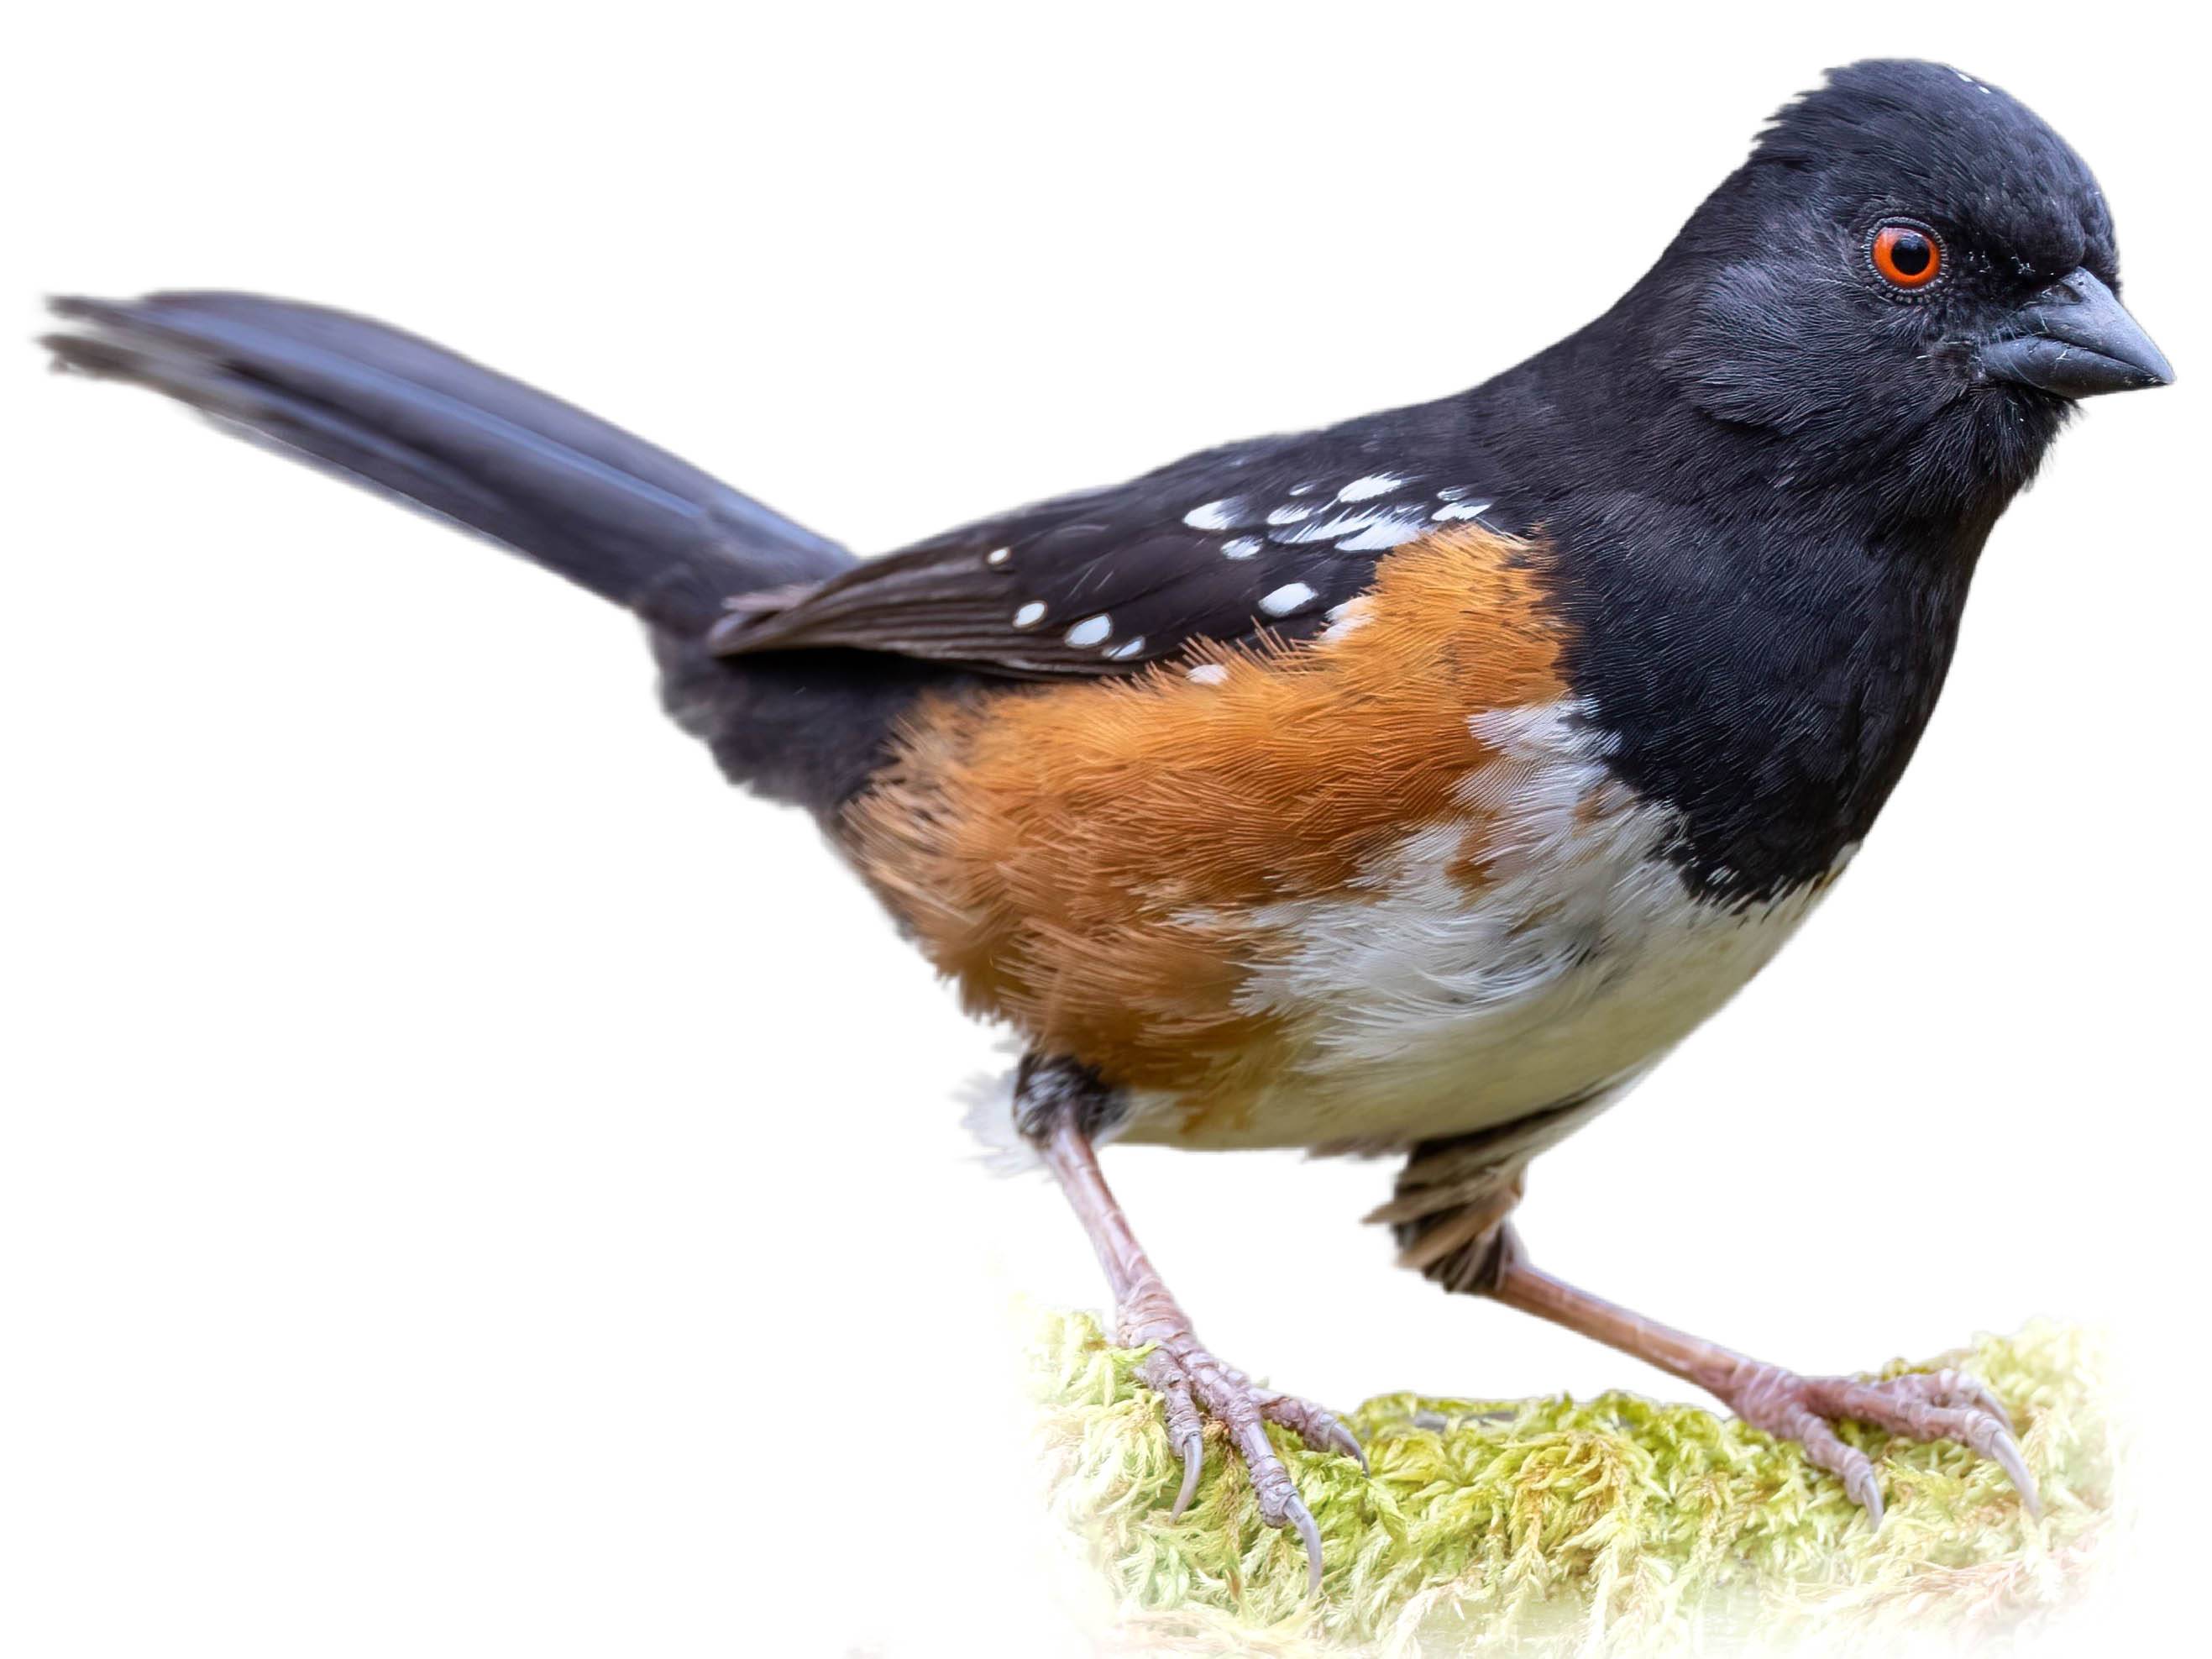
[1987,1428,2042,1518]
[1984,1392,2019,1438]
[1169,1434,1203,1520]
[1286,1494,1324,1599]
[1328,1422,1369,1472]
[1842,1457,1885,1528]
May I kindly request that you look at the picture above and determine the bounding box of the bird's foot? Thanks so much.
[1030,1103,1360,1594]
[1119,1286,1364,1595]
[1706,1359,2036,1525]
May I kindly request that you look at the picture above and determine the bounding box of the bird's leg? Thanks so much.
[1482,1227,2036,1525]
[1020,1058,1360,1593]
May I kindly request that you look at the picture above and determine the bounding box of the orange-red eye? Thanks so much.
[1870,222,1942,290]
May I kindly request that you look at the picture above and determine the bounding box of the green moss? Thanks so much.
[1030,1311,2116,1655]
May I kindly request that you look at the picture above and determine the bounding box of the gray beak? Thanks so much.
[1978,269,2173,398]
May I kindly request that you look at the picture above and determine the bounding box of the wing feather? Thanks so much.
[710,420,1514,678]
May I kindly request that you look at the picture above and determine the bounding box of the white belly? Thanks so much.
[1118,700,1843,1151]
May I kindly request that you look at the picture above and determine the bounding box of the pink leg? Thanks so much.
[1039,1117,1363,1593]
[1491,1244,2036,1525]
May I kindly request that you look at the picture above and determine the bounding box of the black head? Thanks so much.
[1629,60,2170,528]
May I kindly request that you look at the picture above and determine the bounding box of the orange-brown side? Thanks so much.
[840,527,1570,1126]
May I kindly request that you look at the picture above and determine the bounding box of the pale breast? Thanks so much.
[1113,697,1843,1151]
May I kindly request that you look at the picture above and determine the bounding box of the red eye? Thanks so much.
[1870,221,1943,290]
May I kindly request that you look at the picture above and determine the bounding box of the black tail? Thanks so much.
[42,291,853,632]
[44,291,951,818]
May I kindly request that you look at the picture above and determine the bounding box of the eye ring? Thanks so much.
[1868,218,1945,292]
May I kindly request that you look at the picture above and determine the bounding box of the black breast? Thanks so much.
[1545,499,1982,905]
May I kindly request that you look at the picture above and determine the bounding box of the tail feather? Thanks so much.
[43,292,853,631]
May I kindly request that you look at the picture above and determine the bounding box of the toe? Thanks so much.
[1815,1378,2041,1516]
[1776,1402,1886,1525]
[1189,1364,1330,1589]
[1214,1385,1299,1522]
[1918,1368,2018,1436]
[1254,1389,1368,1471]
[1139,1353,1210,1519]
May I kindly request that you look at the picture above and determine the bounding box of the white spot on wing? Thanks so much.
[1334,507,1430,551]
[1267,503,1313,527]
[984,547,1012,566]
[1187,664,1229,685]
[1104,635,1147,659]
[1319,598,1375,643]
[1338,472,1409,501]
[1065,613,1113,647]
[1432,498,1495,522]
[1222,536,1263,559]
[1012,601,1046,628]
[1271,507,1405,546]
[1258,581,1318,617]
[1184,497,1251,531]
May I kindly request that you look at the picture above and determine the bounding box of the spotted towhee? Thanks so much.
[45,58,2172,1591]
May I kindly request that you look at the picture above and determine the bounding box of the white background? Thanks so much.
[5,4,2205,1654]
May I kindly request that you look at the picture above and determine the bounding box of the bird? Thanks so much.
[44,57,2172,1595]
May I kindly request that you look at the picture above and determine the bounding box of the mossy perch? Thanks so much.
[1030,1311,2115,1655]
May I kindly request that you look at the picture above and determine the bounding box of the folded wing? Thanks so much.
[710,421,1513,678]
